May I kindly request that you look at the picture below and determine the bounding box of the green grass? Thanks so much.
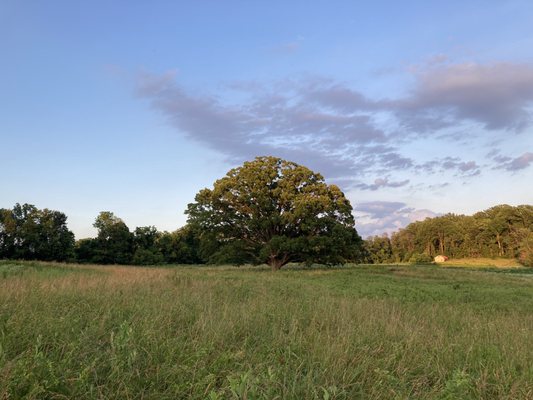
[1,262,533,399]
[0,260,92,279]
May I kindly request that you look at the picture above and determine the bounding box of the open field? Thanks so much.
[1,261,533,399]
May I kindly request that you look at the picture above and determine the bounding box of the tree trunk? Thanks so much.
[496,234,502,256]
[267,253,290,271]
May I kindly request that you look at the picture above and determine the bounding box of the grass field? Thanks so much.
[436,258,522,268]
[1,261,533,399]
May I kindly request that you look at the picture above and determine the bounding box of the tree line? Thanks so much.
[0,205,210,265]
[1,157,532,268]
[2,203,532,267]
[363,204,533,266]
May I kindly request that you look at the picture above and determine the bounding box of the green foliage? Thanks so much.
[206,240,254,265]
[518,231,533,267]
[0,203,75,261]
[132,226,164,265]
[363,235,393,263]
[133,226,160,251]
[186,156,364,269]
[74,238,99,263]
[131,248,164,265]
[409,252,434,264]
[157,226,203,264]
[75,220,204,265]
[440,369,475,400]
[91,211,133,264]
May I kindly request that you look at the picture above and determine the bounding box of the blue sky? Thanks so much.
[2,1,533,238]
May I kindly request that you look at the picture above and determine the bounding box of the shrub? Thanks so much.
[409,253,434,264]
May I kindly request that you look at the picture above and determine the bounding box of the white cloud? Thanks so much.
[354,201,439,237]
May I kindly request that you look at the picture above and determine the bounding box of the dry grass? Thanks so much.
[436,257,522,268]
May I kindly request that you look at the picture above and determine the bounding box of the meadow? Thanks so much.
[1,261,533,399]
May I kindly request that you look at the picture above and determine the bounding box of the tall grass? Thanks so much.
[1,262,532,399]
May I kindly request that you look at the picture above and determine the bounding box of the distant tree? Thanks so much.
[74,238,99,263]
[0,203,74,261]
[512,216,533,267]
[132,247,164,265]
[518,231,533,267]
[92,212,133,264]
[391,226,415,262]
[364,235,393,264]
[166,226,203,264]
[132,226,164,265]
[35,208,75,261]
[133,226,160,249]
[0,207,17,258]
[186,156,364,270]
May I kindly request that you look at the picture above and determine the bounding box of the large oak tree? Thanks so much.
[186,156,363,270]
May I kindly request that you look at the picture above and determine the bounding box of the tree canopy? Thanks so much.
[0,203,74,261]
[186,156,364,269]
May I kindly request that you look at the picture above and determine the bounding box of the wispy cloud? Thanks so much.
[418,157,481,177]
[136,72,391,181]
[498,152,533,171]
[137,63,530,184]
[488,150,533,171]
[354,177,410,191]
[270,36,305,54]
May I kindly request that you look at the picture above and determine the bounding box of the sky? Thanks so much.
[1,1,533,238]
